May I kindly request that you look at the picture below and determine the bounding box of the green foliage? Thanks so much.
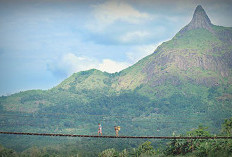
[165,126,211,156]
[135,141,156,156]
[99,148,118,157]
[164,119,232,157]
[98,141,158,157]
[0,144,18,157]
[221,117,232,136]
[118,149,128,157]
[165,28,223,52]
[186,126,211,137]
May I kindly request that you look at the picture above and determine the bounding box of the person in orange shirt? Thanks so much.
[114,126,120,136]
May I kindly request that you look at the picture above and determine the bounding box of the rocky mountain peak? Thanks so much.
[191,5,212,27]
[179,5,213,34]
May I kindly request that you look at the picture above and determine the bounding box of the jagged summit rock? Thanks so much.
[192,5,212,25]
[180,5,213,33]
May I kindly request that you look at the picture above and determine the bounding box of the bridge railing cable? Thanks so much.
[0,131,231,139]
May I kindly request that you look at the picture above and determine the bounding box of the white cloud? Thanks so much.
[119,31,150,43]
[117,25,167,44]
[61,53,97,74]
[126,42,163,63]
[47,53,131,76]
[86,0,152,32]
[98,59,131,73]
[47,53,98,77]
[45,44,164,77]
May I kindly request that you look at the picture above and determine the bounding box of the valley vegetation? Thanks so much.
[0,117,231,157]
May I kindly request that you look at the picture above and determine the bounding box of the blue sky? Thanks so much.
[0,0,232,95]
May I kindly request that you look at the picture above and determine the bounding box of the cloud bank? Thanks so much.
[86,0,152,32]
[47,53,131,77]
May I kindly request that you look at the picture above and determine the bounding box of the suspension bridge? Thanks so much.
[0,131,231,139]
[1,112,231,140]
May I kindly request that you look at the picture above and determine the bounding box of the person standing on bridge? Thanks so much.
[98,123,102,136]
[114,126,120,136]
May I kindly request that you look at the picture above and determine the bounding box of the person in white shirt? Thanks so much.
[98,123,102,136]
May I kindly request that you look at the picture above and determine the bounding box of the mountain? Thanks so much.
[180,5,213,33]
[0,5,232,143]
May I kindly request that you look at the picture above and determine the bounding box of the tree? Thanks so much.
[221,117,232,136]
[98,148,118,157]
[135,141,156,156]
[165,125,211,156]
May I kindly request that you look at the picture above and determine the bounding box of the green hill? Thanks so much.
[0,5,232,149]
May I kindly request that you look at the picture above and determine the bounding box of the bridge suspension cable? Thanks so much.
[0,131,231,139]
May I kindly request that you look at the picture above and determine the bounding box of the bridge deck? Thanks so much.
[0,131,232,139]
